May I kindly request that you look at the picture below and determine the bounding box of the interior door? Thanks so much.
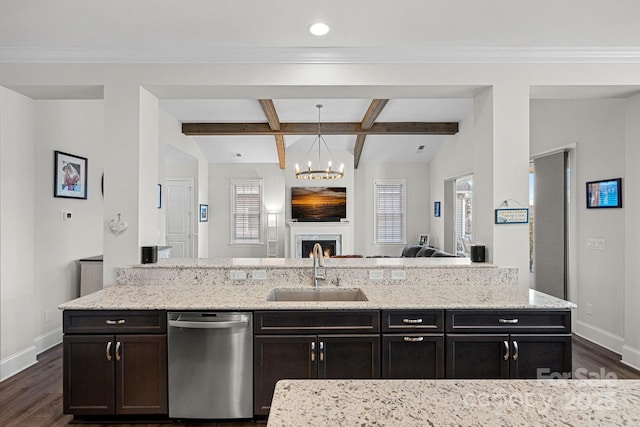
[165,178,193,258]
[533,152,568,299]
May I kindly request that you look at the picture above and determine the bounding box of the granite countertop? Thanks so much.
[267,379,640,426]
[123,257,499,269]
[59,283,574,311]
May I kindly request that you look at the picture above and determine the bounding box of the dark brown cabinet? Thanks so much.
[63,311,168,417]
[381,310,444,379]
[445,310,572,379]
[253,311,380,415]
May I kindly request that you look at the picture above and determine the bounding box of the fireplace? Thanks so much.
[301,240,337,258]
[288,222,351,258]
[294,234,341,258]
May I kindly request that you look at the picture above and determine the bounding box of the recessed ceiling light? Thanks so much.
[309,22,330,36]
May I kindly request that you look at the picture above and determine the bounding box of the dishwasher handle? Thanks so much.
[168,319,248,329]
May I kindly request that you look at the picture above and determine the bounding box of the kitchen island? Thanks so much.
[268,379,640,426]
[59,257,575,421]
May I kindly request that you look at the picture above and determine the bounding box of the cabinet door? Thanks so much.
[115,335,167,415]
[382,334,444,379]
[63,335,115,415]
[319,335,380,379]
[509,334,572,379]
[446,334,510,379]
[254,335,317,416]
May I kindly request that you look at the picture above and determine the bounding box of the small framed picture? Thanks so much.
[54,150,88,199]
[157,184,162,209]
[434,201,441,217]
[418,234,430,246]
[199,204,208,222]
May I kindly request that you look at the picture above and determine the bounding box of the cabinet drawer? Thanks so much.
[446,310,570,334]
[254,310,380,334]
[63,310,167,334]
[382,310,443,333]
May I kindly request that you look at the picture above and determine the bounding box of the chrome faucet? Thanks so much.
[312,243,326,288]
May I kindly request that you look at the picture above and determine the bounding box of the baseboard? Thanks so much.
[621,344,640,372]
[34,327,63,354]
[0,345,37,382]
[574,320,624,355]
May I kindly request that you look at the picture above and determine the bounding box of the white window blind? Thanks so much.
[375,180,405,244]
[231,180,262,244]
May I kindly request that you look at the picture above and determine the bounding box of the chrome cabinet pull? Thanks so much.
[403,336,424,342]
[512,341,519,361]
[319,341,324,362]
[106,341,112,362]
[503,340,509,361]
[115,341,122,362]
[402,318,423,324]
[106,319,126,325]
[499,318,519,324]
[310,341,316,362]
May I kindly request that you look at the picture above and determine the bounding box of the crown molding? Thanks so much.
[1,46,640,64]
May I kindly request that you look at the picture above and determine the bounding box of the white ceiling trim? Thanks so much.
[2,47,640,64]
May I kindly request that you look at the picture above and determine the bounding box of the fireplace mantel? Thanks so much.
[287,221,353,258]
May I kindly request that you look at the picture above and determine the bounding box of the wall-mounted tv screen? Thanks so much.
[291,187,346,222]
[586,178,622,209]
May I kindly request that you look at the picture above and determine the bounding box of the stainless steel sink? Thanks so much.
[266,288,368,302]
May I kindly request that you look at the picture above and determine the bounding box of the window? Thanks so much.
[374,180,405,244]
[231,179,263,244]
[455,174,473,256]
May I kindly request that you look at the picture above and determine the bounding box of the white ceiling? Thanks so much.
[3,2,640,164]
[160,98,474,164]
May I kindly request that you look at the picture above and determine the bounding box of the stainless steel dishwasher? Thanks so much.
[167,312,253,419]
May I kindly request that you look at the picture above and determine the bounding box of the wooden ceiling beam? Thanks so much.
[354,99,389,169]
[182,121,458,136]
[258,99,286,169]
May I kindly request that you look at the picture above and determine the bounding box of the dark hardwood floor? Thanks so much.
[0,335,638,427]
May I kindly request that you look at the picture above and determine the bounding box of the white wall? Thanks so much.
[623,93,640,368]
[284,148,354,257]
[159,109,209,258]
[531,99,626,351]
[0,88,36,379]
[354,162,430,257]
[33,100,104,357]
[208,163,285,258]
[429,115,475,250]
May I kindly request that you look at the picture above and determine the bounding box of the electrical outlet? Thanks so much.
[585,303,593,315]
[61,211,72,221]
[44,310,53,323]
[391,270,406,280]
[369,270,384,280]
[586,238,605,251]
[230,270,247,280]
[252,270,267,280]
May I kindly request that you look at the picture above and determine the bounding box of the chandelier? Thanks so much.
[295,104,344,180]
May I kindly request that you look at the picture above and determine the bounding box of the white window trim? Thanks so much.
[373,179,406,245]
[230,178,264,245]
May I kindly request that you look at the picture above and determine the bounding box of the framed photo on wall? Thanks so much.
[418,234,430,246]
[434,201,441,217]
[199,204,208,222]
[54,150,87,199]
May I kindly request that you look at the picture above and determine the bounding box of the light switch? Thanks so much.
[586,238,605,251]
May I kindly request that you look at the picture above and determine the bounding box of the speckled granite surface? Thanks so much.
[115,257,518,287]
[267,379,640,426]
[59,283,574,310]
